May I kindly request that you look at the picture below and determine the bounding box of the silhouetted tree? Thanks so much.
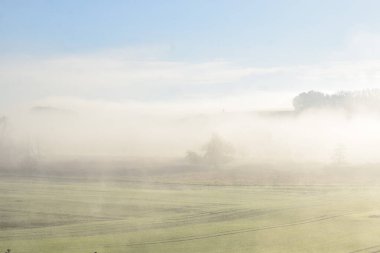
[185,151,202,165]
[21,144,40,171]
[293,89,380,112]
[293,90,327,111]
[185,135,234,168]
[202,134,234,168]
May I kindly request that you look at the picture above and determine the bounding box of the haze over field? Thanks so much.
[1,2,380,169]
[1,90,380,167]
[3,2,380,252]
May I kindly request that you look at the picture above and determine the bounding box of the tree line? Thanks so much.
[293,89,380,112]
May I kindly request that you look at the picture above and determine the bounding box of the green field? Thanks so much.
[2,175,380,253]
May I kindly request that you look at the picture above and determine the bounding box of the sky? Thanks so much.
[2,0,380,112]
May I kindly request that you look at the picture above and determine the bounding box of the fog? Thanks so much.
[1,90,380,171]
[5,3,380,253]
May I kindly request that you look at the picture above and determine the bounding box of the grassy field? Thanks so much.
[2,174,380,253]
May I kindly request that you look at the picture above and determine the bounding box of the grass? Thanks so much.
[1,174,380,252]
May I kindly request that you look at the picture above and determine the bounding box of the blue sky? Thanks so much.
[1,0,380,111]
[2,0,379,63]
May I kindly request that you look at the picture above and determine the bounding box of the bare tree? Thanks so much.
[20,139,41,172]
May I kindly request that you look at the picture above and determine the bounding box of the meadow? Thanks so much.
[2,168,380,253]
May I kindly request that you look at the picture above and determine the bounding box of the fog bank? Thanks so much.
[1,91,380,168]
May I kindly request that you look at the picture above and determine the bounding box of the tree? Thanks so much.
[292,90,327,111]
[202,135,234,168]
[292,89,380,112]
[185,135,234,168]
[19,140,41,172]
[185,151,202,165]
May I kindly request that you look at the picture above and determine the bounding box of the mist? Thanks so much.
[2,90,380,169]
[4,2,380,252]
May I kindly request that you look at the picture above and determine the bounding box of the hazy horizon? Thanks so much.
[4,2,380,253]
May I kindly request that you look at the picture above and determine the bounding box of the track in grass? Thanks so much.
[104,211,357,248]
[349,245,380,253]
